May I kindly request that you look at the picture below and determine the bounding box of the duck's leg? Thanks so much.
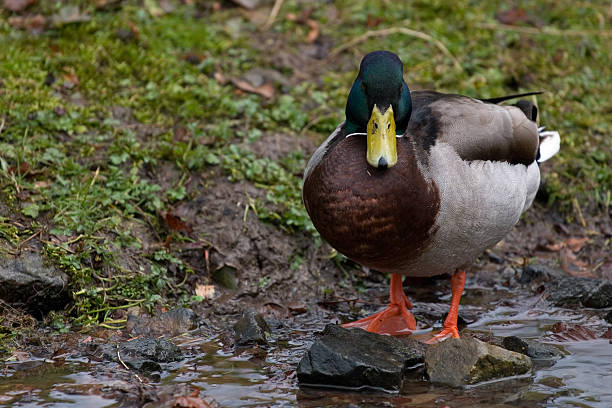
[426,269,466,344]
[342,274,416,335]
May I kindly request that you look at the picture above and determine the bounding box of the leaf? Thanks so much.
[195,284,215,299]
[164,212,192,233]
[3,0,36,12]
[560,248,593,278]
[545,323,599,342]
[230,78,275,99]
[8,14,46,32]
[51,6,91,26]
[173,396,213,408]
[305,19,319,43]
[496,7,529,25]
[22,203,39,218]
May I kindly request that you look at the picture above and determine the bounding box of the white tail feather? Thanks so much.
[537,127,560,163]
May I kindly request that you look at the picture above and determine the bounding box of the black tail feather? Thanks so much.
[480,91,544,104]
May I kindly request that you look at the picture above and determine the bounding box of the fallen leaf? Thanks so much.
[173,396,212,408]
[560,248,593,278]
[34,180,51,189]
[231,78,275,98]
[8,162,30,175]
[565,237,589,252]
[3,0,35,12]
[496,7,528,25]
[305,19,319,43]
[213,71,227,85]
[7,351,29,362]
[51,5,91,26]
[287,302,307,315]
[165,212,192,233]
[366,14,383,28]
[195,284,215,299]
[545,322,599,342]
[603,328,612,340]
[8,14,46,32]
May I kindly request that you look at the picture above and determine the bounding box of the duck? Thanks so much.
[302,50,560,343]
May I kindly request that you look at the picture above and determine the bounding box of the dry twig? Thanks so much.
[117,344,145,385]
[262,0,284,31]
[476,22,612,37]
[328,27,462,70]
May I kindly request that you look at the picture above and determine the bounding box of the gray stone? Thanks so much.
[102,337,182,373]
[126,308,197,337]
[546,277,611,308]
[0,252,69,315]
[502,336,564,361]
[583,282,612,308]
[425,337,532,387]
[519,264,560,285]
[605,310,612,324]
[233,311,270,346]
[297,325,424,392]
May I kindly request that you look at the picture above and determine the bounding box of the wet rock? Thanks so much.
[546,277,611,308]
[425,337,532,387]
[126,308,197,337]
[519,264,560,285]
[233,311,270,345]
[0,252,70,315]
[102,337,182,373]
[297,325,424,392]
[605,310,612,324]
[502,336,564,361]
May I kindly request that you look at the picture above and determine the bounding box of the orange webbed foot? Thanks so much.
[425,325,460,344]
[342,274,416,336]
[425,269,466,344]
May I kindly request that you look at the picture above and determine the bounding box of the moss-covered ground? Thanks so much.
[0,0,610,352]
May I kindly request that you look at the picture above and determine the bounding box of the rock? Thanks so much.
[425,337,532,387]
[126,308,197,337]
[233,311,270,345]
[605,310,612,324]
[519,264,560,285]
[582,282,612,308]
[546,277,611,308]
[0,252,70,315]
[502,336,564,361]
[102,337,182,373]
[297,325,424,392]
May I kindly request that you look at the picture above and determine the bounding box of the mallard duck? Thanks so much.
[302,50,559,343]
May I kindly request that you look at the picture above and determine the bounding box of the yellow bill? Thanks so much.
[366,104,397,168]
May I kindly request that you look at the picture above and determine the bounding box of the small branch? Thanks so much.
[261,0,284,31]
[328,27,461,70]
[475,22,612,37]
[117,344,144,384]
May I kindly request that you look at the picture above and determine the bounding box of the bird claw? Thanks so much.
[425,326,460,344]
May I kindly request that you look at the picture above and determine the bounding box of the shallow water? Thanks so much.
[1,294,610,407]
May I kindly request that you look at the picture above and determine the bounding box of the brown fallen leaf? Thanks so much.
[305,19,319,43]
[213,71,227,85]
[8,14,46,32]
[8,162,30,175]
[3,0,36,12]
[560,248,594,278]
[165,212,192,233]
[173,396,212,408]
[545,322,599,342]
[287,302,307,315]
[496,7,529,25]
[230,78,275,98]
[33,180,51,189]
[195,284,215,300]
[565,237,589,252]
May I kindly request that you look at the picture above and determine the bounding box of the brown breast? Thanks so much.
[303,136,440,273]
